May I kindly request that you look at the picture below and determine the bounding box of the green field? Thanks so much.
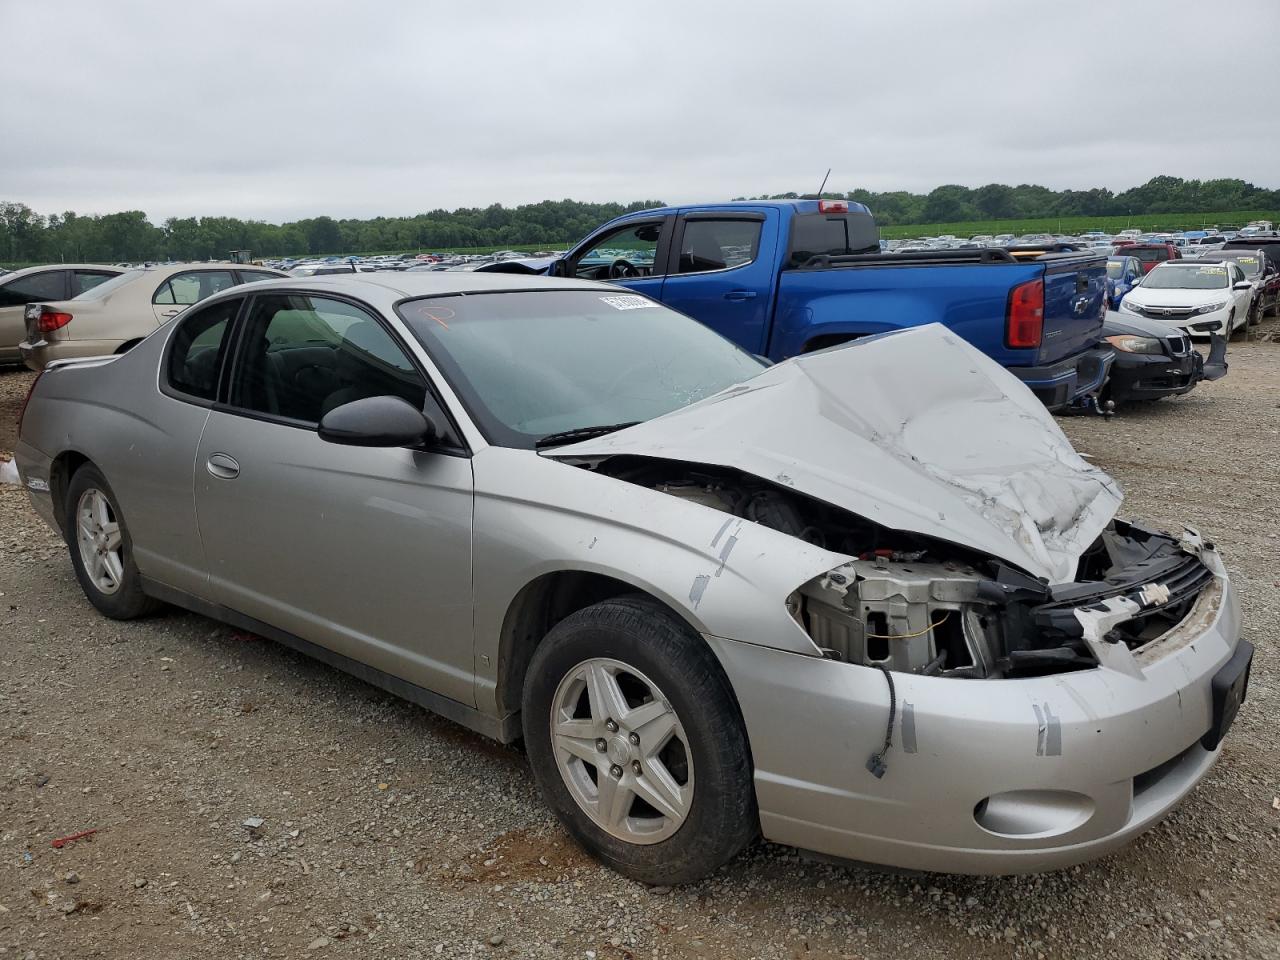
[876,211,1278,241]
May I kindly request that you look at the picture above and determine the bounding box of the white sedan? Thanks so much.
[18,263,284,370]
[1119,260,1254,338]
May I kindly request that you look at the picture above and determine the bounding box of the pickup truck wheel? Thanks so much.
[522,596,757,885]
[64,464,158,620]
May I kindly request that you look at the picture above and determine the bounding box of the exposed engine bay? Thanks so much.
[593,457,1219,680]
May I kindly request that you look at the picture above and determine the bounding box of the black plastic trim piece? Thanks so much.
[1202,639,1254,751]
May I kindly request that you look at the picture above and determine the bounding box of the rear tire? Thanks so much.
[64,464,158,620]
[522,596,757,885]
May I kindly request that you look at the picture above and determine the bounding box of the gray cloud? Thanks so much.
[2,0,1277,221]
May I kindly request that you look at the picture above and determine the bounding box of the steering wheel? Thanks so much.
[608,258,641,280]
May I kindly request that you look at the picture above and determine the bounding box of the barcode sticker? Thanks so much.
[599,295,655,311]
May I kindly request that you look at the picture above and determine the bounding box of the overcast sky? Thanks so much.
[3,0,1278,223]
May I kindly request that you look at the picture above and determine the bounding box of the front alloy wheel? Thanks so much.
[551,658,693,844]
[522,596,757,884]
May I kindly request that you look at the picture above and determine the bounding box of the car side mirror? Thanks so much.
[318,395,435,447]
[1233,280,1252,290]
[1129,278,1140,287]
[547,258,570,278]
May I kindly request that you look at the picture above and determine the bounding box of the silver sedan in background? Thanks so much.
[13,274,1250,882]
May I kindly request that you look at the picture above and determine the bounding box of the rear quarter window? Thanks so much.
[0,270,65,306]
[165,298,241,403]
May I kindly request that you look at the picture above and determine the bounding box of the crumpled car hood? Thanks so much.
[552,324,1122,584]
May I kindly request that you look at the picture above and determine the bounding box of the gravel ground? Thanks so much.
[1,325,1278,960]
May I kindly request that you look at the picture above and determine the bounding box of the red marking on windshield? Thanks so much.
[421,306,455,330]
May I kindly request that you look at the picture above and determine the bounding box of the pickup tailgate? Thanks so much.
[1036,254,1107,365]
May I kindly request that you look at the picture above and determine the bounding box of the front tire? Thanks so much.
[65,464,158,620]
[522,596,757,885]
[1228,311,1244,340]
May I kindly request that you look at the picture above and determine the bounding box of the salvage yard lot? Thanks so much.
[1,328,1278,960]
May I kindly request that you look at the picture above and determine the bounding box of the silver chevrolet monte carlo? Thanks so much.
[14,273,1252,883]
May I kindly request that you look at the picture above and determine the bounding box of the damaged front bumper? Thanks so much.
[705,546,1248,875]
[1106,333,1227,405]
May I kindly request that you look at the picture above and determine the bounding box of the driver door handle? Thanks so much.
[724,290,758,301]
[206,453,240,480]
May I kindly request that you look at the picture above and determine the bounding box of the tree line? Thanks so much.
[2,176,1277,264]
[758,175,1280,226]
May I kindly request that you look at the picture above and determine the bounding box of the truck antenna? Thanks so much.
[817,168,831,197]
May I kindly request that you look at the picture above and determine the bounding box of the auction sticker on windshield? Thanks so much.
[599,295,656,311]
[1197,266,1227,275]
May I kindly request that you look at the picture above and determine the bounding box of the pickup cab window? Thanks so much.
[676,219,762,274]
[570,222,663,281]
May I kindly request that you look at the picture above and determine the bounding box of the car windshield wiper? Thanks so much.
[534,421,641,449]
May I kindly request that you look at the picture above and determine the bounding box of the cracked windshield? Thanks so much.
[399,290,765,447]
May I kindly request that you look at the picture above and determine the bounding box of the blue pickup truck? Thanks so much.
[529,199,1112,410]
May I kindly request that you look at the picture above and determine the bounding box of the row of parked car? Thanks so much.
[892,221,1275,258]
[4,204,1274,417]
[266,250,545,277]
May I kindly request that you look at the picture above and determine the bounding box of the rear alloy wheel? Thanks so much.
[76,488,125,595]
[523,597,757,885]
[65,465,158,619]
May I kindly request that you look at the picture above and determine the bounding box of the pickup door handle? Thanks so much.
[723,290,758,301]
[206,453,240,480]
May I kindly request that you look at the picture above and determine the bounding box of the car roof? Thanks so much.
[610,198,873,219]
[0,263,125,279]
[203,271,617,310]
[130,262,275,273]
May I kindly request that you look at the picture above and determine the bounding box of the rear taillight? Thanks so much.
[1006,279,1044,349]
[17,370,43,437]
[818,199,849,213]
[37,308,73,332]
